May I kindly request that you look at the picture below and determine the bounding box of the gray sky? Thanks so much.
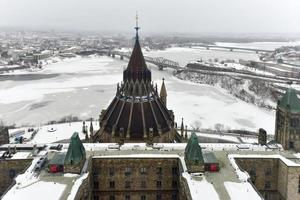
[1,0,300,34]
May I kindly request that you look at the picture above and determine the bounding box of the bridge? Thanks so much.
[108,50,181,70]
[188,44,274,53]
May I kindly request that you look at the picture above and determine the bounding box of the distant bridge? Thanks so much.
[108,50,181,70]
[188,44,274,53]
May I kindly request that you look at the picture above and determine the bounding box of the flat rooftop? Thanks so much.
[1,142,299,200]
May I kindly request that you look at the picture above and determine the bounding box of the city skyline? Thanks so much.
[1,0,300,34]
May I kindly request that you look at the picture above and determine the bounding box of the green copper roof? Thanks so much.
[64,132,86,165]
[278,88,300,113]
[185,132,204,163]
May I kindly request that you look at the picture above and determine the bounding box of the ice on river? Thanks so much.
[0,52,275,134]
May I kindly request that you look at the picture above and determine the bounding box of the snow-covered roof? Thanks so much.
[229,154,300,167]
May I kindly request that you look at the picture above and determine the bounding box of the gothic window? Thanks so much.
[249,168,256,176]
[93,168,99,176]
[156,167,162,175]
[172,180,178,188]
[156,181,162,188]
[93,181,99,189]
[172,167,178,175]
[125,181,131,188]
[141,195,146,200]
[140,167,147,175]
[265,168,271,176]
[298,175,300,193]
[9,169,16,179]
[109,181,115,188]
[125,195,130,200]
[156,194,162,200]
[172,194,177,200]
[125,167,131,176]
[93,195,99,200]
[141,181,146,188]
[290,118,300,128]
[109,167,115,176]
[265,181,271,189]
[109,196,115,200]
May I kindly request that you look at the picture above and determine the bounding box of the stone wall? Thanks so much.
[72,158,92,200]
[236,157,300,200]
[92,157,181,200]
[0,159,32,196]
[64,158,86,174]
[236,158,279,200]
[285,162,300,200]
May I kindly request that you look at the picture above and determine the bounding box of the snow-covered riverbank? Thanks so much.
[0,49,275,134]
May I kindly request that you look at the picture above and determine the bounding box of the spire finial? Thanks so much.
[135,12,140,40]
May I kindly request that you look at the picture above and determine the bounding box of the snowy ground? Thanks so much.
[2,181,66,200]
[224,182,261,200]
[0,47,275,134]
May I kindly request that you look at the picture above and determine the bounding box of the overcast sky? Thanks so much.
[1,0,300,34]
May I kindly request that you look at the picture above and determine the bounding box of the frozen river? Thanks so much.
[1,41,293,134]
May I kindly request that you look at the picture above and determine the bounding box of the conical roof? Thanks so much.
[160,78,167,97]
[127,39,147,71]
[123,29,151,82]
[278,88,300,113]
[185,132,204,163]
[64,132,86,165]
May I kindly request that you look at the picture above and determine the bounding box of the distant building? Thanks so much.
[275,88,300,151]
[0,127,9,145]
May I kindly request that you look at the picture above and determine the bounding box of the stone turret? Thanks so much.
[275,88,300,151]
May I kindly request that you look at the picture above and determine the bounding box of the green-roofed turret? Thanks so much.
[185,132,204,164]
[278,88,300,113]
[65,132,86,165]
[275,88,300,152]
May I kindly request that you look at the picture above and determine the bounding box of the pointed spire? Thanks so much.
[135,11,140,41]
[181,118,184,137]
[123,13,151,83]
[160,78,167,106]
[90,118,94,135]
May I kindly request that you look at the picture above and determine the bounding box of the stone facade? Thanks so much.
[275,107,300,151]
[92,158,184,200]
[64,157,86,174]
[275,88,300,152]
[0,159,32,196]
[236,157,300,200]
[72,158,92,200]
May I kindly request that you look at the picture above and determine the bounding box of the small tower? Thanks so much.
[160,78,167,107]
[82,121,87,134]
[185,125,188,139]
[258,128,267,145]
[64,132,86,174]
[181,118,184,137]
[185,132,204,173]
[89,118,94,136]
